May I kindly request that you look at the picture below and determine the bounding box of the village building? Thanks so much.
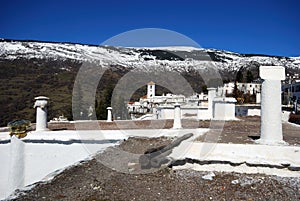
[282,79,300,102]
[223,82,261,95]
[127,81,237,120]
[127,81,208,119]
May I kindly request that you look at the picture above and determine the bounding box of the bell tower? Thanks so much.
[147,81,155,99]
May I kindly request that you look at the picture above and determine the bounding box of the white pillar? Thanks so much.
[34,96,49,131]
[9,136,25,194]
[173,103,182,129]
[256,92,261,104]
[207,88,217,119]
[107,107,112,122]
[257,66,286,145]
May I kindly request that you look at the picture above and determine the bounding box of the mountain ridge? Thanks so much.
[1,39,299,75]
[1,38,299,58]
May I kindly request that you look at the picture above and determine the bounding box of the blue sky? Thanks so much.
[1,0,299,56]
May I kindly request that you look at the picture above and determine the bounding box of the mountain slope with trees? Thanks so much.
[0,40,299,126]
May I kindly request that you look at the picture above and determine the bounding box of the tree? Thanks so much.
[246,70,254,83]
[112,96,129,120]
[232,81,243,101]
[72,83,85,120]
[96,84,114,120]
[202,85,208,93]
[236,70,243,82]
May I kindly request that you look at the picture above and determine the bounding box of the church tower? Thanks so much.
[147,81,155,99]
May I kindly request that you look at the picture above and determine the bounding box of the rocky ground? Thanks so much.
[8,117,300,200]
[11,158,300,200]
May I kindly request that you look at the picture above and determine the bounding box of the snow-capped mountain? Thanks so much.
[0,39,299,74]
[0,39,299,126]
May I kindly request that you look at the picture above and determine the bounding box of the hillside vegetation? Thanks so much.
[0,40,299,126]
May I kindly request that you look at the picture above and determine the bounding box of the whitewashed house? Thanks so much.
[128,81,237,120]
[224,82,261,95]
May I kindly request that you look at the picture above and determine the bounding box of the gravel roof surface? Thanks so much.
[9,117,300,200]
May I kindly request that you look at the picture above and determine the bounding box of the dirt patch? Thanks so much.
[48,119,210,131]
[119,136,171,154]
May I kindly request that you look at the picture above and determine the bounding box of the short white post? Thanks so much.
[257,66,286,145]
[207,88,217,119]
[34,96,49,131]
[107,107,112,122]
[173,103,182,129]
[152,107,158,119]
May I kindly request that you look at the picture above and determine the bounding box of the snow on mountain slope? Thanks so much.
[0,40,299,73]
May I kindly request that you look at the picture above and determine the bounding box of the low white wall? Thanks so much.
[158,106,210,120]
[158,108,197,119]
[213,102,236,120]
[203,97,237,120]
[170,142,300,177]
[0,130,125,200]
[159,108,174,119]
[181,108,198,119]
[235,106,291,120]
[248,109,261,116]
[235,105,261,116]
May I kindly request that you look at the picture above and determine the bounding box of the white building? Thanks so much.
[127,81,209,118]
[128,81,236,120]
[224,82,261,95]
[282,79,300,105]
